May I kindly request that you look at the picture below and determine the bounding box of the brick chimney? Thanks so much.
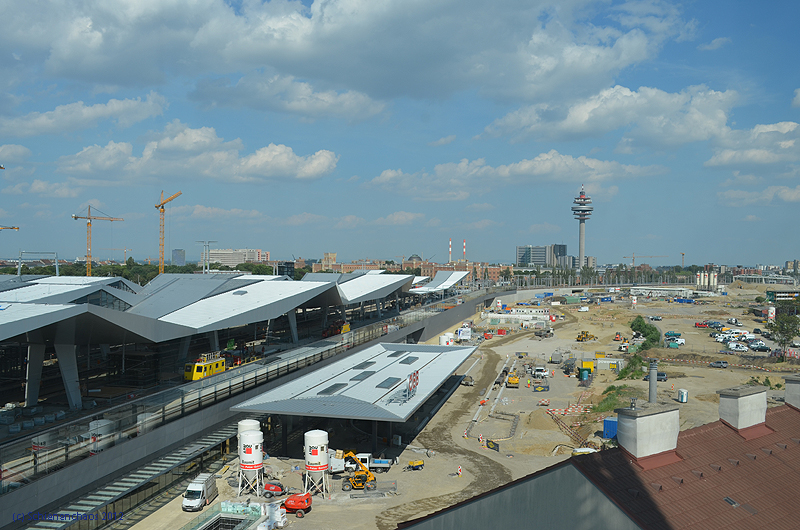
[615,403,682,470]
[717,385,771,440]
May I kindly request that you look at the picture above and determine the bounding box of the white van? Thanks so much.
[578,306,589,312]
[182,473,218,511]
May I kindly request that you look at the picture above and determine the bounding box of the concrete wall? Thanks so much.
[719,391,766,429]
[0,292,503,529]
[400,463,641,530]
[617,409,679,459]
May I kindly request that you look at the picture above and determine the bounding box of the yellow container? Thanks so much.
[594,352,606,358]
[581,360,594,370]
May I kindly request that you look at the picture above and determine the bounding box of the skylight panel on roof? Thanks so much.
[376,377,401,389]
[388,351,405,358]
[318,383,347,395]
[233,290,247,295]
[399,356,419,365]
[350,371,376,381]
[352,361,376,370]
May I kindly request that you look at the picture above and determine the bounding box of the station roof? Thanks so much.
[302,270,413,305]
[231,343,476,422]
[409,271,469,293]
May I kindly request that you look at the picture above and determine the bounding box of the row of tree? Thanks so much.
[0,259,314,284]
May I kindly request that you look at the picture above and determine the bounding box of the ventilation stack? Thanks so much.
[648,361,658,403]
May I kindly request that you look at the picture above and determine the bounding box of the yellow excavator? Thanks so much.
[340,452,377,491]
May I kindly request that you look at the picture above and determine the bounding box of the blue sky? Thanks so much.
[1,0,798,268]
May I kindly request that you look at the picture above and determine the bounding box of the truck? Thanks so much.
[182,473,218,511]
[550,351,562,364]
[329,451,395,474]
[664,331,681,338]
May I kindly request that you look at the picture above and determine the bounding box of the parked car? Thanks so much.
[753,328,762,335]
[695,322,709,328]
[709,361,728,368]
[665,331,681,337]
[728,342,748,352]
[762,331,772,339]
[709,332,720,338]
[750,344,770,352]
[667,338,686,345]
[644,372,668,382]
[649,315,662,321]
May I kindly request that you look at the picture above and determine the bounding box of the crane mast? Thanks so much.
[155,190,182,275]
[72,206,123,276]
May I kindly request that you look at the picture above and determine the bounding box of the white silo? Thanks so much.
[238,419,260,438]
[712,273,718,289]
[695,272,700,287]
[303,430,330,494]
[439,335,450,346]
[238,430,263,495]
[444,332,455,343]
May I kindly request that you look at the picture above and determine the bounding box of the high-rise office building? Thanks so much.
[172,249,186,267]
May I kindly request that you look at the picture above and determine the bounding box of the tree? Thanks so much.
[766,313,800,360]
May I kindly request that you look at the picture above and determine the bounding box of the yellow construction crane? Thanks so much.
[155,190,182,275]
[72,206,124,276]
[102,248,133,262]
[0,226,19,231]
[623,253,668,269]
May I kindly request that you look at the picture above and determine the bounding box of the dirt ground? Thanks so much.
[125,287,797,530]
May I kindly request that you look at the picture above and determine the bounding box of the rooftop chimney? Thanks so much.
[717,385,771,440]
[784,375,800,410]
[615,403,681,470]
[648,360,658,403]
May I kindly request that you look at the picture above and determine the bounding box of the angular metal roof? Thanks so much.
[409,271,469,293]
[231,343,476,422]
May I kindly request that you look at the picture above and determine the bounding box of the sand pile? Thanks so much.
[526,409,559,431]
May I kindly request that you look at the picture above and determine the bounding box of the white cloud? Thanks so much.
[2,183,27,194]
[464,219,501,230]
[0,1,695,104]
[428,135,456,147]
[697,37,730,51]
[0,93,166,137]
[335,215,365,229]
[743,214,760,222]
[793,89,800,108]
[484,85,737,145]
[374,211,426,225]
[0,144,32,162]
[57,120,338,182]
[171,205,263,220]
[191,74,384,121]
[705,121,800,167]
[718,185,800,206]
[528,223,561,233]
[465,203,494,211]
[283,212,327,226]
[369,150,664,201]
[29,179,80,198]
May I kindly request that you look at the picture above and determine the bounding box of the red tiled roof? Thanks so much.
[572,405,800,530]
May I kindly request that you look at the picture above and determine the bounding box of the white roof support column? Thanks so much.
[54,321,82,410]
[25,342,45,407]
[288,308,299,345]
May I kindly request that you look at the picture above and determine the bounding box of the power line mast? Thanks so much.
[72,206,123,276]
[155,190,182,275]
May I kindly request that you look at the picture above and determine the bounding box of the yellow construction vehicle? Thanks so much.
[340,452,377,492]
[506,371,520,388]
[576,331,596,342]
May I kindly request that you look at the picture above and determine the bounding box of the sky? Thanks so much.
[1,0,799,268]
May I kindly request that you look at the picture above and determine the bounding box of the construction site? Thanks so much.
[7,280,789,530]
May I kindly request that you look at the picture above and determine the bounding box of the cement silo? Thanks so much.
[238,427,263,495]
[303,430,330,494]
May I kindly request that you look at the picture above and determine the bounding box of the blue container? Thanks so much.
[603,417,618,439]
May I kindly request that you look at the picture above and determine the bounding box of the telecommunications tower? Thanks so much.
[571,185,593,271]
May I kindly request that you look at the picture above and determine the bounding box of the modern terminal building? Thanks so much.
[0,269,497,530]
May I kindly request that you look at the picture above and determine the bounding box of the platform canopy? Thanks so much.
[231,343,476,422]
[409,271,469,294]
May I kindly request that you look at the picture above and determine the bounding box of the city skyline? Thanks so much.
[0,2,799,266]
